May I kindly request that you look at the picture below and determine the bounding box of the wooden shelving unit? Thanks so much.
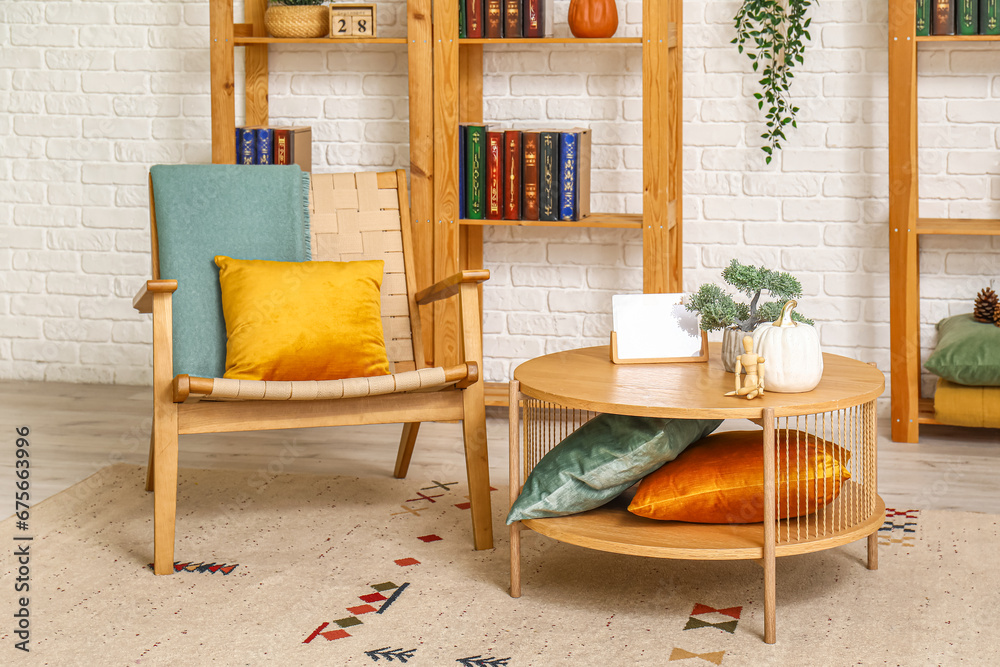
[431,2,684,406]
[209,0,684,409]
[208,0,434,227]
[887,3,1000,441]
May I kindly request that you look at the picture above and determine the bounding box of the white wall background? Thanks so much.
[1,0,998,411]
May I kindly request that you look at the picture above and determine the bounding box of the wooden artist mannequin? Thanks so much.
[726,335,765,400]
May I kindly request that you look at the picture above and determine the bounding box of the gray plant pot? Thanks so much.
[721,326,748,373]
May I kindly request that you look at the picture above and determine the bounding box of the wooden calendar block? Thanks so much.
[329,4,376,38]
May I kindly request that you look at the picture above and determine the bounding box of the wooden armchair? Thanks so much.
[134,166,493,574]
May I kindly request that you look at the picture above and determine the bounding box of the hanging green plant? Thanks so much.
[733,0,813,164]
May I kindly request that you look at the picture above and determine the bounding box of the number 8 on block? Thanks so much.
[329,4,377,38]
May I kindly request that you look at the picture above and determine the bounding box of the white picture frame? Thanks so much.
[610,293,708,364]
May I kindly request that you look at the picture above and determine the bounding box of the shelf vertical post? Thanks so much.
[209,0,236,164]
[244,0,269,127]
[409,0,436,366]
[642,0,680,293]
[432,0,462,368]
[888,0,920,442]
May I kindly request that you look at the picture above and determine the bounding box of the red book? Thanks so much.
[466,0,484,38]
[521,131,540,221]
[523,0,544,37]
[504,130,521,220]
[486,131,503,220]
[274,129,291,165]
[485,0,503,38]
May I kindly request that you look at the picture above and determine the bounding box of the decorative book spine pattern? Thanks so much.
[238,127,256,165]
[504,130,521,219]
[467,0,483,38]
[539,131,559,221]
[958,0,978,32]
[559,132,578,221]
[916,0,932,34]
[486,131,503,219]
[524,0,544,37]
[485,0,503,38]
[466,125,486,219]
[522,132,540,221]
[274,129,290,165]
[256,128,273,165]
[983,0,1000,34]
[504,0,522,37]
[933,0,956,34]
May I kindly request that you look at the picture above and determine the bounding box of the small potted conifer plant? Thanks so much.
[686,260,813,372]
[265,0,329,39]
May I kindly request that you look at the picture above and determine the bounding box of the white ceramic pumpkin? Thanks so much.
[751,300,823,393]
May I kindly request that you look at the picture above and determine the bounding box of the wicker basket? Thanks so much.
[264,5,330,38]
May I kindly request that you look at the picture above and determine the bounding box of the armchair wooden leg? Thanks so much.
[462,388,494,551]
[394,422,420,479]
[152,406,179,575]
[145,424,155,492]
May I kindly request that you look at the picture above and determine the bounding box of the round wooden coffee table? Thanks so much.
[507,344,885,644]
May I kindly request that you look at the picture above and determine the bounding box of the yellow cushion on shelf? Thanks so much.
[215,256,390,382]
[628,430,851,524]
[933,378,1000,428]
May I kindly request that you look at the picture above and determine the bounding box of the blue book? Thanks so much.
[255,128,274,165]
[459,124,467,219]
[237,127,256,165]
[559,132,578,221]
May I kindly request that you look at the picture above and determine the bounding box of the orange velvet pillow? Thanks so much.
[628,430,851,524]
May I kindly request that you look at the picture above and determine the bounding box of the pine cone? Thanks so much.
[974,287,998,323]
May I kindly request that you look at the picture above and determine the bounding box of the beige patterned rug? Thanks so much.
[1,464,996,665]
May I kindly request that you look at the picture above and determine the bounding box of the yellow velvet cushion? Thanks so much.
[628,430,851,524]
[214,256,390,381]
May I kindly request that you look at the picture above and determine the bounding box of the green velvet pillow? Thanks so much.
[150,164,311,379]
[924,313,1000,386]
[506,416,722,523]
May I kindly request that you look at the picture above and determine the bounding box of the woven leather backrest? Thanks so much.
[309,172,418,372]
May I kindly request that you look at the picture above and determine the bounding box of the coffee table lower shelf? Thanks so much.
[520,484,885,561]
[521,482,885,560]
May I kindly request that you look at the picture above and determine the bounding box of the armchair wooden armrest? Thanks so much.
[133,280,178,314]
[415,270,490,306]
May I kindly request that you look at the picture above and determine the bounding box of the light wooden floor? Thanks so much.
[2,380,999,518]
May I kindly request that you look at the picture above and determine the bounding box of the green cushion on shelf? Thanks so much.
[924,313,1000,387]
[150,164,311,380]
[505,415,723,524]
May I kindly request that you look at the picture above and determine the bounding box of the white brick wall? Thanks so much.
[1,0,998,411]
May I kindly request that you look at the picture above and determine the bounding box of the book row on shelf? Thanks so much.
[461,0,550,39]
[460,126,592,222]
[918,0,999,35]
[236,126,312,172]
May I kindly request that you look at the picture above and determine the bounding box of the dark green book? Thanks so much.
[466,124,486,219]
[459,0,467,38]
[958,0,978,33]
[916,0,931,35]
[538,131,559,221]
[982,0,1000,34]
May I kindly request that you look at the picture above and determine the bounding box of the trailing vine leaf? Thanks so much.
[733,0,812,163]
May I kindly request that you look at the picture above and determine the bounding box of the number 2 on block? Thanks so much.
[337,18,348,34]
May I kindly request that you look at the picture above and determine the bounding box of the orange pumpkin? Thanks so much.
[568,0,619,39]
